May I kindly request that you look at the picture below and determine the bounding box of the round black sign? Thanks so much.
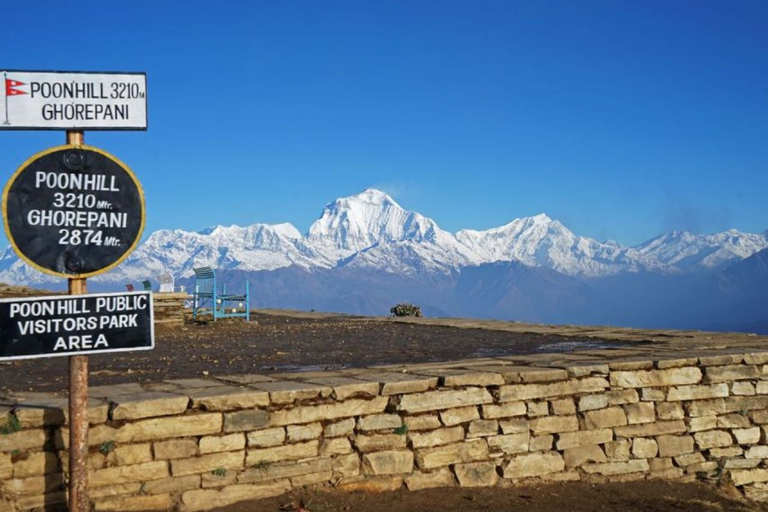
[2,144,145,278]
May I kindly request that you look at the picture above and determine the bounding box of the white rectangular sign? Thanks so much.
[1,70,147,130]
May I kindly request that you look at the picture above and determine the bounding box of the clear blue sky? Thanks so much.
[1,1,766,247]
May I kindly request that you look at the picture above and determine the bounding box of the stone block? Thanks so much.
[606,389,640,406]
[498,378,608,401]
[527,401,549,417]
[14,492,66,510]
[325,418,356,437]
[454,461,498,487]
[694,430,733,450]
[355,372,437,395]
[605,439,632,461]
[238,458,332,484]
[667,384,729,401]
[142,475,201,495]
[754,410,768,424]
[623,402,655,424]
[332,453,361,478]
[338,475,403,492]
[610,367,701,388]
[499,418,529,434]
[656,403,684,421]
[246,427,285,448]
[734,427,761,445]
[172,451,244,477]
[188,387,270,411]
[688,416,718,433]
[251,381,331,404]
[579,395,608,411]
[270,397,388,426]
[291,470,332,487]
[582,459,649,475]
[732,382,756,396]
[584,407,627,429]
[563,445,607,467]
[530,435,554,451]
[399,388,492,414]
[223,410,269,433]
[94,494,172,511]
[91,461,169,487]
[246,441,318,465]
[632,438,658,459]
[404,468,455,490]
[408,426,464,449]
[467,419,499,438]
[488,433,530,455]
[303,376,380,400]
[656,357,698,369]
[530,415,578,435]
[758,382,768,395]
[698,354,742,366]
[688,399,726,417]
[567,363,609,378]
[657,435,695,457]
[746,446,768,459]
[0,429,47,452]
[12,452,61,478]
[199,434,246,454]
[353,434,406,453]
[0,454,10,480]
[2,474,65,496]
[180,481,292,512]
[502,451,565,479]
[709,447,743,458]
[93,414,222,444]
[674,453,705,467]
[725,396,768,413]
[730,469,768,487]
[416,439,489,469]
[556,429,613,450]
[403,414,441,431]
[286,423,322,442]
[154,439,198,460]
[363,450,414,475]
[615,420,686,438]
[320,437,353,456]
[440,406,480,426]
[110,392,190,420]
[110,443,153,466]
[641,388,666,401]
[551,399,576,416]
[705,365,760,383]
[481,402,526,419]
[724,458,761,469]
[357,414,402,432]
[718,413,751,429]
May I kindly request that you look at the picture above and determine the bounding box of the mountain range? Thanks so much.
[1,188,766,332]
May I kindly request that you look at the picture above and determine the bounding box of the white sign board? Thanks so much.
[1,70,147,130]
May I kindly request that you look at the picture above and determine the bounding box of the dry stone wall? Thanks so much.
[4,349,768,511]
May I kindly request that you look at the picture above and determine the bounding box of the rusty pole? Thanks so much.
[66,129,89,512]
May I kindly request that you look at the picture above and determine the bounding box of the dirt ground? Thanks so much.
[224,481,767,512]
[0,312,630,394]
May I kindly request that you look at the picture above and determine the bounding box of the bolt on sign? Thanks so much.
[1,70,147,130]
[0,291,154,360]
[2,145,145,278]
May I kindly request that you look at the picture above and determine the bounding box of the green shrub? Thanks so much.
[390,303,422,317]
[0,414,21,436]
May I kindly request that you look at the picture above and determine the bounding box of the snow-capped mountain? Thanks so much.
[0,188,766,287]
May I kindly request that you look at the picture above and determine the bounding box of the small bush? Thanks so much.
[211,467,228,477]
[99,441,116,454]
[0,414,21,436]
[390,303,422,317]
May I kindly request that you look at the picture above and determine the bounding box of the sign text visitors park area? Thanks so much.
[2,70,147,130]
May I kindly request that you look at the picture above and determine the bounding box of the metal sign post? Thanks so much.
[67,129,88,512]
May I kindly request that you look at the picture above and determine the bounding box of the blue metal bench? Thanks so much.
[192,266,250,321]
